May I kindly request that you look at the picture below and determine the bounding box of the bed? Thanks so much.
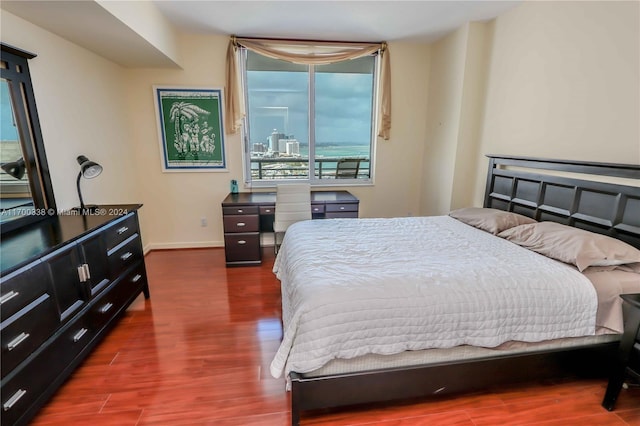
[271,155,640,425]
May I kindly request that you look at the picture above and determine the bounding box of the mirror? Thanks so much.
[1,43,56,233]
[1,78,33,210]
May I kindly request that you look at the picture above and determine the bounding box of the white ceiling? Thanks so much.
[2,0,521,67]
[153,1,520,42]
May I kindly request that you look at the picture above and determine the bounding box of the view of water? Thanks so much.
[299,144,370,158]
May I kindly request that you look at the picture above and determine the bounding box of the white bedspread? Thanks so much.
[270,216,597,378]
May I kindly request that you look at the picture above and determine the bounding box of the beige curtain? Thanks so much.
[225,36,391,140]
[225,41,244,135]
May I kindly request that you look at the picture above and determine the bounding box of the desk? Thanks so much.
[221,190,359,266]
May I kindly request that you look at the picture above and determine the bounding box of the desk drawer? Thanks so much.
[223,215,259,233]
[325,212,359,219]
[326,203,358,213]
[259,206,275,215]
[223,206,258,216]
[224,233,261,263]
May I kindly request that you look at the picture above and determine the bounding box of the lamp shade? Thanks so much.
[1,158,26,180]
[75,155,103,214]
[77,155,102,179]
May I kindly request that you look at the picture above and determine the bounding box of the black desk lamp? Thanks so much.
[1,158,26,180]
[75,155,102,214]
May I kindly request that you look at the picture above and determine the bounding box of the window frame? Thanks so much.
[238,47,378,188]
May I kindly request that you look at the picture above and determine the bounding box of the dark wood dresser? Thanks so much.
[221,191,359,266]
[602,293,640,411]
[0,205,150,426]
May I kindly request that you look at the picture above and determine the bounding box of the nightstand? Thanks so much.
[602,293,640,411]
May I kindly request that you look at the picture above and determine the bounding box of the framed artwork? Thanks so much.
[154,86,227,171]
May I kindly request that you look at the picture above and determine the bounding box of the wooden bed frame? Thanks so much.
[288,155,640,425]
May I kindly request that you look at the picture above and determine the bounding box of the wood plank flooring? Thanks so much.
[32,248,639,425]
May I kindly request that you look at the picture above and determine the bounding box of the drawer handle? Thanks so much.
[0,290,19,305]
[340,206,345,210]
[117,226,129,235]
[78,265,87,282]
[237,222,246,227]
[238,240,246,245]
[7,332,30,351]
[131,274,142,283]
[73,328,88,343]
[99,303,114,314]
[313,208,319,211]
[237,209,243,213]
[120,252,133,261]
[265,209,272,213]
[3,389,26,411]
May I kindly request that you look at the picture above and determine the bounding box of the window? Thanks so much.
[240,49,377,185]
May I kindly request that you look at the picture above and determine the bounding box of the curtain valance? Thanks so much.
[225,36,391,140]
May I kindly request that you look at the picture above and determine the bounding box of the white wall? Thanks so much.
[420,1,639,213]
[450,22,490,211]
[125,34,235,250]
[421,24,469,216]
[96,0,182,67]
[473,0,640,204]
[1,11,140,212]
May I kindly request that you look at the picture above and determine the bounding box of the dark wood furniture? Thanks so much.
[288,155,640,425]
[221,190,359,266]
[602,293,640,411]
[1,44,56,234]
[0,205,150,426]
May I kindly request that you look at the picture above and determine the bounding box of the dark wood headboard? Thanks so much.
[483,155,640,249]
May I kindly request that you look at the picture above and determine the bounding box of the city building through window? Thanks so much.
[239,49,377,185]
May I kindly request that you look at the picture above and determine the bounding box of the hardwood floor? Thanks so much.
[32,248,639,425]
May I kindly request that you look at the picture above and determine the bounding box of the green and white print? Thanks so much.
[155,87,226,171]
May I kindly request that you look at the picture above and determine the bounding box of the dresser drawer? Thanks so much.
[0,262,49,322]
[108,234,143,279]
[1,294,58,378]
[121,263,147,300]
[223,215,259,233]
[89,278,126,332]
[1,354,56,426]
[105,214,138,251]
[224,233,261,264]
[223,206,258,216]
[1,313,95,426]
[326,203,358,213]
[90,262,146,332]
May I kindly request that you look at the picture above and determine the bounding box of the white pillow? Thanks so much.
[498,221,640,272]
[449,207,537,235]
